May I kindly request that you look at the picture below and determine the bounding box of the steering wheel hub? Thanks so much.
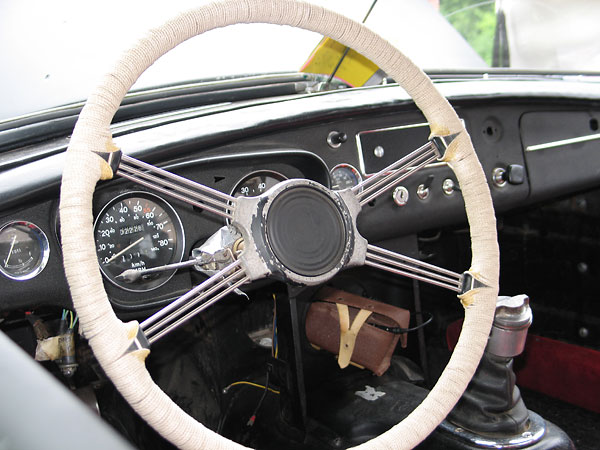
[266,185,347,277]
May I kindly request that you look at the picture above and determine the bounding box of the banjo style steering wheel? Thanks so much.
[60,1,499,449]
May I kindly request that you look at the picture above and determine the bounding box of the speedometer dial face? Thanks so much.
[94,192,185,292]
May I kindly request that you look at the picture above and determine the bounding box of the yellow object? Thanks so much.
[34,336,61,361]
[224,381,280,395]
[97,139,120,180]
[301,37,380,87]
[336,304,372,369]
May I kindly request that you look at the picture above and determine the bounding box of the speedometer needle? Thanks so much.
[4,234,16,267]
[105,236,145,264]
[116,258,202,283]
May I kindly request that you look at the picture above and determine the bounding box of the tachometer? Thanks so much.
[231,170,287,198]
[94,192,185,292]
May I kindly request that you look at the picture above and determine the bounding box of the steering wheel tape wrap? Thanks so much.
[59,1,499,449]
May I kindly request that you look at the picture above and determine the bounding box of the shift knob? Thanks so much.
[487,294,532,358]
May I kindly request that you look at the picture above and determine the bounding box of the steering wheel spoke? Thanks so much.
[140,259,248,344]
[352,140,439,206]
[117,155,236,220]
[352,133,460,206]
[365,244,462,292]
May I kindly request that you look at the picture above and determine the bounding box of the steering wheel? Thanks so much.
[60,1,499,449]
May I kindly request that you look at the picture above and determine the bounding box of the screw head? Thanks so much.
[373,145,385,158]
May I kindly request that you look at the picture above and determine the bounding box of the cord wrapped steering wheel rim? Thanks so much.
[59,1,499,449]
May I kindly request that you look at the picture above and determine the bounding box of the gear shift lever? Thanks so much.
[437,295,574,449]
[447,295,532,435]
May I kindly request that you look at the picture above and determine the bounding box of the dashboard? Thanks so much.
[1,79,600,317]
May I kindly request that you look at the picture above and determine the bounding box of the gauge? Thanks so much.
[94,192,185,292]
[0,221,50,281]
[231,170,287,198]
[330,163,363,191]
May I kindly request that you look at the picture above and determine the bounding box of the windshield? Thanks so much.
[1,0,599,121]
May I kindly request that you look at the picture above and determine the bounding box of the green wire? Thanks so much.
[61,309,78,329]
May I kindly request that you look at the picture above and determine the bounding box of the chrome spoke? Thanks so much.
[365,244,462,292]
[353,141,440,206]
[117,155,236,219]
[141,260,248,344]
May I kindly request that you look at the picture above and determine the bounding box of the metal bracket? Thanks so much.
[126,326,150,353]
[431,132,460,159]
[460,272,487,295]
[92,150,122,175]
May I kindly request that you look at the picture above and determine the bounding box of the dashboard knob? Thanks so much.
[416,184,430,200]
[442,178,455,195]
[506,164,525,184]
[417,175,434,200]
[493,164,525,187]
[492,167,507,187]
[327,131,348,149]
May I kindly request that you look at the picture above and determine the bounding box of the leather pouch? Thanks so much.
[305,286,410,376]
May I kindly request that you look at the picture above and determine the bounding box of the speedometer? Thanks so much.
[94,192,185,292]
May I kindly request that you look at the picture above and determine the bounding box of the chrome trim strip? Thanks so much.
[526,132,600,152]
[356,133,367,176]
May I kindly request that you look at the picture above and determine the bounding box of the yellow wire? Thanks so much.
[224,381,280,395]
[69,310,74,329]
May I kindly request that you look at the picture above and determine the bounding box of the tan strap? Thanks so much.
[336,304,373,369]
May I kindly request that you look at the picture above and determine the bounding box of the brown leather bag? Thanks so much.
[305,287,410,376]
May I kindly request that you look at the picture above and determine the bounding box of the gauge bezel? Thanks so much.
[0,220,50,281]
[94,191,185,293]
[329,163,363,191]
